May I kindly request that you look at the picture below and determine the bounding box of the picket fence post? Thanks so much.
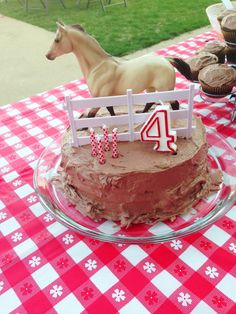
[187,83,195,138]
[127,89,134,142]
[65,96,79,147]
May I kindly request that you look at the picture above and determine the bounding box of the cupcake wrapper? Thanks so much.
[222,29,236,44]
[200,82,233,97]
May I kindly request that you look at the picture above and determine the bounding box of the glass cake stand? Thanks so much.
[199,87,236,122]
[34,129,236,244]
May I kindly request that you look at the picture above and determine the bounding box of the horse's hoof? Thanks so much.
[170,101,180,110]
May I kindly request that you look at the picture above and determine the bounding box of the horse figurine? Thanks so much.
[46,21,192,116]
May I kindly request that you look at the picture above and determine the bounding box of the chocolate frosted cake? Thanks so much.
[186,52,218,81]
[198,63,236,96]
[54,116,221,228]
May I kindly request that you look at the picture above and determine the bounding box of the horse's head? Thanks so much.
[46,21,73,60]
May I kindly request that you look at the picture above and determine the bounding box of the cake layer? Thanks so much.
[54,117,219,227]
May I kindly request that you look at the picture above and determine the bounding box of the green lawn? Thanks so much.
[0,0,219,56]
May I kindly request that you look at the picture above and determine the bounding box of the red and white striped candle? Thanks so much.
[96,135,106,164]
[89,128,97,157]
[112,128,119,158]
[102,124,110,151]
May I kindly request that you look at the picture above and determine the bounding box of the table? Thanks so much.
[1,31,236,314]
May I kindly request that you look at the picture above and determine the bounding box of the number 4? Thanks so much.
[140,105,177,153]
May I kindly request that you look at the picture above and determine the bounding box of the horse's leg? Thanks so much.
[107,106,115,116]
[87,107,100,118]
[142,88,156,113]
[170,100,179,110]
[143,102,155,113]
[151,72,180,110]
[143,100,179,111]
[77,106,101,131]
[87,105,115,118]
[142,90,180,112]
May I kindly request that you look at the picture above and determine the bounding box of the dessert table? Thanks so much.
[1,31,236,314]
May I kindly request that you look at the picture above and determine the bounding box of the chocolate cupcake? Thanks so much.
[186,52,218,81]
[198,64,236,97]
[221,13,236,44]
[197,40,226,63]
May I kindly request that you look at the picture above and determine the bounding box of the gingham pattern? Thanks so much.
[1,32,236,314]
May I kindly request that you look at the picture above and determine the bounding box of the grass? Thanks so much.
[0,0,218,56]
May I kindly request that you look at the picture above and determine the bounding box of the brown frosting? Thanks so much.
[198,64,236,87]
[221,13,236,31]
[217,9,236,23]
[197,40,226,54]
[53,117,221,228]
[187,52,218,72]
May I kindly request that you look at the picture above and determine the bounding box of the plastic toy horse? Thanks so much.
[46,21,192,117]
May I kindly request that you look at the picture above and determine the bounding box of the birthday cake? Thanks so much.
[54,112,221,228]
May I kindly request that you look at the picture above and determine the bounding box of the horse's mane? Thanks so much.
[68,23,121,62]
[70,24,85,33]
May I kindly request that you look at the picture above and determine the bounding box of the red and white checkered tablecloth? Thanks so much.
[1,32,236,314]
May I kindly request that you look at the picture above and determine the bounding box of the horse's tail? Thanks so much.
[167,57,193,81]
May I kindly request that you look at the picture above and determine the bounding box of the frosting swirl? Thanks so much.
[221,13,236,31]
[198,64,236,87]
[197,40,226,54]
[187,52,218,72]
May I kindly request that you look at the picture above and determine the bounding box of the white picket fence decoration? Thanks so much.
[64,83,197,147]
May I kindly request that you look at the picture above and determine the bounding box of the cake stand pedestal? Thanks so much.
[225,40,236,66]
[199,87,236,122]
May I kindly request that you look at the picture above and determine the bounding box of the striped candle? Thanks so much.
[102,124,110,151]
[89,128,97,157]
[96,135,106,164]
[112,128,119,158]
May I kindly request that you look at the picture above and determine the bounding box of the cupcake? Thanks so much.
[198,64,236,97]
[197,40,226,63]
[225,44,236,63]
[186,52,218,81]
[221,13,236,44]
[217,9,236,25]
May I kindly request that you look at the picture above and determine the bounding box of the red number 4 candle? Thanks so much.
[140,105,177,153]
